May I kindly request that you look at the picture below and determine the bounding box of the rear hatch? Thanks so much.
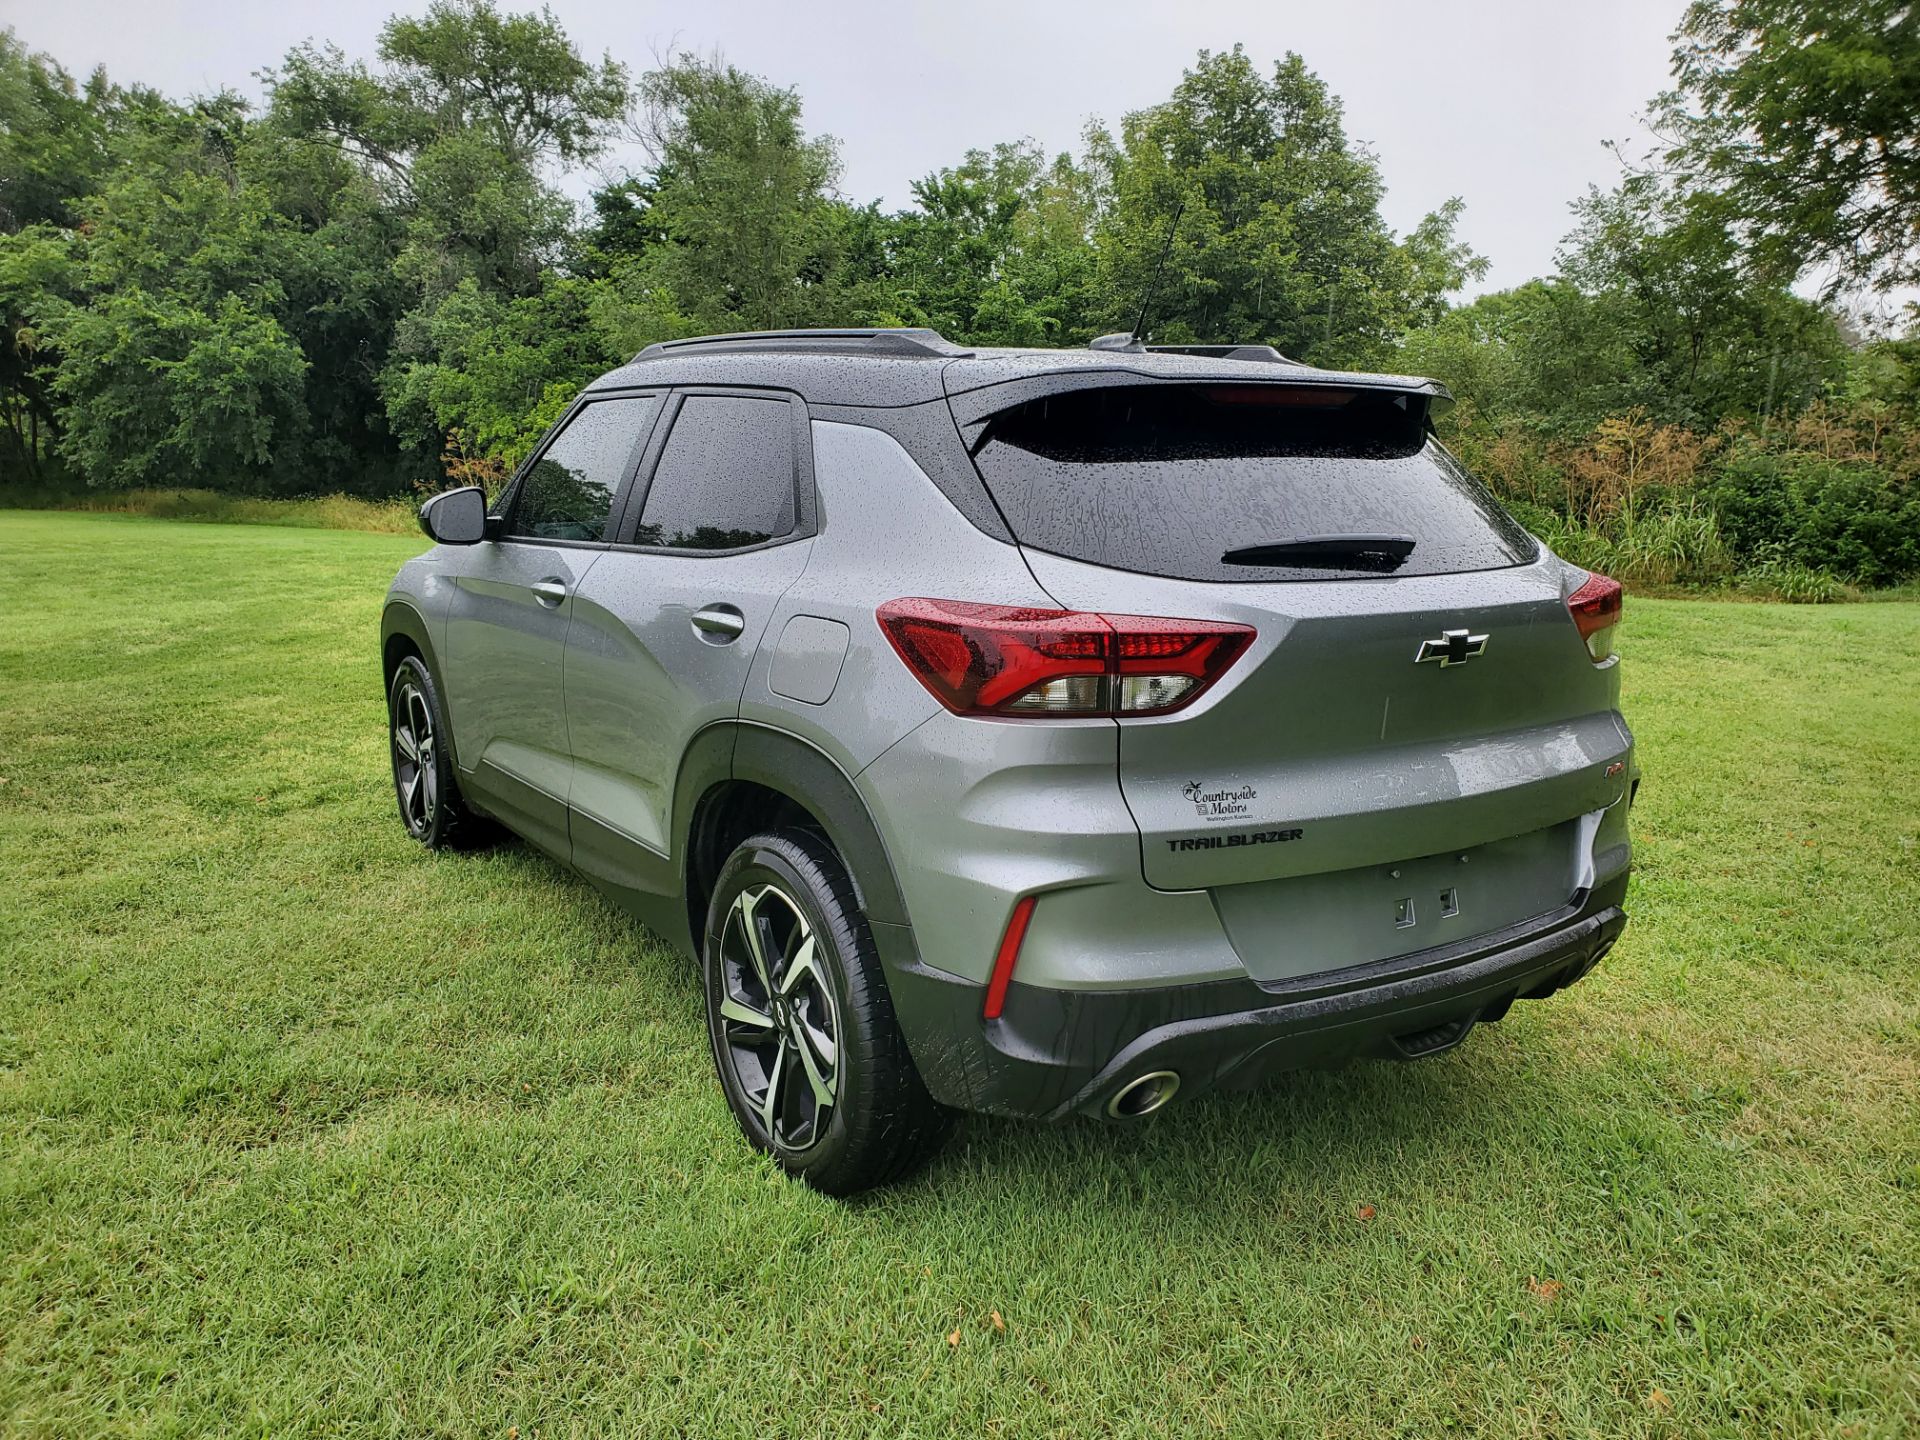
[953,371,1631,980]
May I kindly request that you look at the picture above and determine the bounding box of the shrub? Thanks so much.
[1610,501,1734,586]
[1525,499,1731,588]
[1706,453,1920,586]
[1738,548,1854,603]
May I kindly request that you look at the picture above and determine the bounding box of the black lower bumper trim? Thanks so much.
[879,875,1628,1120]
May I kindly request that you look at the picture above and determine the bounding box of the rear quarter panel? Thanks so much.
[737,419,1060,777]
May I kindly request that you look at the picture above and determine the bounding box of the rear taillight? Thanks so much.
[1567,572,1623,663]
[877,599,1254,718]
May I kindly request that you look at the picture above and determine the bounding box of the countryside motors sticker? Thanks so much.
[1184,779,1258,821]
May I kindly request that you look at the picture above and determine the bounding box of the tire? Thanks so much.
[387,654,489,851]
[703,828,953,1195]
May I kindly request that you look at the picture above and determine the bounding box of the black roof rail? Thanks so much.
[1142,343,1296,364]
[634,327,970,362]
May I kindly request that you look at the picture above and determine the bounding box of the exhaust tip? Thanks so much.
[1106,1070,1181,1119]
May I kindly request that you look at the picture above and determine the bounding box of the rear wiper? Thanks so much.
[1221,534,1417,571]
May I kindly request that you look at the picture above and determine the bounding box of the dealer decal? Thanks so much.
[1183,779,1258,821]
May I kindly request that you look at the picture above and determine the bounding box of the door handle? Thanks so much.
[691,604,746,641]
[531,579,568,607]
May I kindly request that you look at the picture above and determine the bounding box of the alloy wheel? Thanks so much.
[391,681,438,836]
[716,883,840,1151]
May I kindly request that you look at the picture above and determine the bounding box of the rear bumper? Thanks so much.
[879,874,1627,1120]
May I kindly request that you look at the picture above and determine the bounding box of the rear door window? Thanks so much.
[970,384,1536,581]
[506,395,660,543]
[631,394,798,551]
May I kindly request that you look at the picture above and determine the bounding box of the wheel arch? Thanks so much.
[380,601,460,769]
[676,723,911,961]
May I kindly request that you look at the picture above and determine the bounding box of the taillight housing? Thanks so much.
[1567,572,1623,663]
[876,598,1254,718]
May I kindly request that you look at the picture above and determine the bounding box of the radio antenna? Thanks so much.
[1130,198,1186,344]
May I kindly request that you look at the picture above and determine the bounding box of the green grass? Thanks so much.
[2,510,1916,1439]
[0,487,422,535]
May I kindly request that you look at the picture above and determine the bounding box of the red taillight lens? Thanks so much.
[1567,572,1623,663]
[876,599,1254,717]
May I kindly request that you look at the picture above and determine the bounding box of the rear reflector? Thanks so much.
[877,598,1254,717]
[1567,572,1623,663]
[982,895,1037,1020]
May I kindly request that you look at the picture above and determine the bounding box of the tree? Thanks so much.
[1559,176,1848,427]
[614,55,844,337]
[1663,0,1920,293]
[36,99,313,491]
[261,1,630,469]
[383,273,618,470]
[0,33,115,233]
[265,1,628,298]
[0,34,121,476]
[877,141,1101,346]
[1089,47,1484,367]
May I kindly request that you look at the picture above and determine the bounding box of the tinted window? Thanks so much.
[634,395,797,550]
[972,385,1536,581]
[506,396,658,542]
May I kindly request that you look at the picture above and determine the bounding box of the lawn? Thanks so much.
[1,510,1916,1439]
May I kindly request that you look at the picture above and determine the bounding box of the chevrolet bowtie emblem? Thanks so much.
[1415,628,1489,666]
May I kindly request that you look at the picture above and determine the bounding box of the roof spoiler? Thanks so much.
[634,328,970,361]
[947,370,1455,446]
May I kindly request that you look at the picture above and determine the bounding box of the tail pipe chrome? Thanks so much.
[1106,1069,1181,1119]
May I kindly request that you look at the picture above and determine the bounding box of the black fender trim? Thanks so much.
[656,723,741,955]
[726,725,910,929]
[380,599,440,677]
[680,725,931,1060]
[379,601,459,770]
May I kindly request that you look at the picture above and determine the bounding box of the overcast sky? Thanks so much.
[8,0,1687,295]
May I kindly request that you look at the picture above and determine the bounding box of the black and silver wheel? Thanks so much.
[387,654,486,850]
[714,881,842,1151]
[704,829,952,1194]
[391,676,440,838]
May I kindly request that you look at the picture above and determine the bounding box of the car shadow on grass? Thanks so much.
[869,1031,1627,1225]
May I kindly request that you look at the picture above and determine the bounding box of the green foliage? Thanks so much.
[0,33,114,231]
[1528,499,1736,589]
[27,105,320,492]
[0,484,420,531]
[1558,177,1848,426]
[55,292,309,490]
[1736,547,1855,602]
[880,141,1101,346]
[1705,449,1920,586]
[1402,279,1645,438]
[612,55,844,336]
[3,9,1918,599]
[378,1,628,167]
[1089,47,1485,364]
[251,0,633,477]
[265,0,627,300]
[1664,0,1920,293]
[384,274,620,466]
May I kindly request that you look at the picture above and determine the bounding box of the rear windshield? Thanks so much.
[969,384,1536,582]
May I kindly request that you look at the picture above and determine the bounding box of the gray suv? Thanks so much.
[382,328,1634,1194]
